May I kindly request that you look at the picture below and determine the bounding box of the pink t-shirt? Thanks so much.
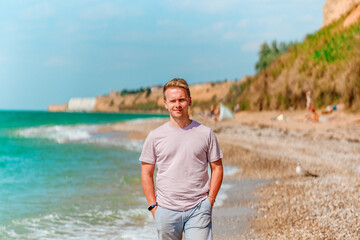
[139,120,223,211]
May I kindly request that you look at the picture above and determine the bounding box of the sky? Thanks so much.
[0,0,326,110]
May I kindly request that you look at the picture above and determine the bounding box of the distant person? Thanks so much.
[208,104,215,118]
[207,104,220,121]
[321,105,334,114]
[307,108,320,122]
[233,103,240,112]
[306,90,312,111]
[212,105,220,121]
[140,78,223,240]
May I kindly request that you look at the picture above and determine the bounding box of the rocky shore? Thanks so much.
[99,110,360,239]
[209,110,360,239]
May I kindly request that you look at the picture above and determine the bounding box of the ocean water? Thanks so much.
[0,111,238,240]
[0,111,169,240]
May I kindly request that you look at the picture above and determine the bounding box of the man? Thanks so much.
[140,78,223,240]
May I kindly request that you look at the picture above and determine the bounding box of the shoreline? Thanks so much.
[100,110,360,239]
[213,178,273,239]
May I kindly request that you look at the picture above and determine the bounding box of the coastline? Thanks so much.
[212,178,273,239]
[100,110,360,239]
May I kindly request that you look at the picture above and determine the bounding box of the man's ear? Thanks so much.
[164,99,168,110]
[189,97,192,107]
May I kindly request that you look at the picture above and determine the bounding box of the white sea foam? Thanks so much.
[16,125,98,144]
[14,117,165,151]
[15,124,144,151]
[86,136,144,152]
[2,208,157,240]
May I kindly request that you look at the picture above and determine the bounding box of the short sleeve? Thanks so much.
[139,131,156,164]
[207,129,223,162]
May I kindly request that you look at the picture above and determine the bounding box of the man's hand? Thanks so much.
[208,196,215,207]
[151,206,157,218]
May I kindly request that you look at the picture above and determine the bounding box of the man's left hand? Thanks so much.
[208,196,215,207]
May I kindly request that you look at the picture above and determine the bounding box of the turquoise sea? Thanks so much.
[0,111,168,239]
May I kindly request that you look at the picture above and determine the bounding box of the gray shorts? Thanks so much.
[154,198,212,240]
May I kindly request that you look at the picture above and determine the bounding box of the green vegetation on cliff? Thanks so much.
[121,87,151,97]
[118,101,163,112]
[228,12,360,111]
[255,40,295,73]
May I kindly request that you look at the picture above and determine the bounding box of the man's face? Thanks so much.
[164,87,191,120]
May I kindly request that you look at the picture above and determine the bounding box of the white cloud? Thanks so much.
[257,15,286,27]
[200,0,241,13]
[191,56,224,70]
[207,20,247,40]
[82,2,120,20]
[212,21,230,30]
[223,31,237,40]
[156,19,181,27]
[0,22,17,32]
[21,2,55,19]
[241,41,262,52]
[43,57,68,67]
[0,22,19,42]
[253,0,274,3]
[237,19,249,28]
[66,25,78,33]
[82,2,142,20]
[165,0,242,13]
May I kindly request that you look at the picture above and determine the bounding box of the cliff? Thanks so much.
[344,4,360,28]
[48,103,68,112]
[323,0,360,26]
[94,81,236,113]
[95,88,163,113]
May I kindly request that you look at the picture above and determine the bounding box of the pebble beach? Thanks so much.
[104,110,360,239]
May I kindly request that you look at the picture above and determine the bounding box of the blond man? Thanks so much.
[140,78,223,240]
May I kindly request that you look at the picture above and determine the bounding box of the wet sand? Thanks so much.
[99,110,360,239]
[212,179,273,239]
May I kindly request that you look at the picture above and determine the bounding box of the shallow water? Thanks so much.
[0,111,166,239]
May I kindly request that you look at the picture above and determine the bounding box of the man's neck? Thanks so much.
[169,117,192,128]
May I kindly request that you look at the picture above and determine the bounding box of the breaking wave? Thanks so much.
[15,124,144,152]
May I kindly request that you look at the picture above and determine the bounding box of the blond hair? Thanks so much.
[163,78,191,100]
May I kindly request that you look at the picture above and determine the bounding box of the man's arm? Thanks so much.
[141,162,157,217]
[208,158,223,207]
